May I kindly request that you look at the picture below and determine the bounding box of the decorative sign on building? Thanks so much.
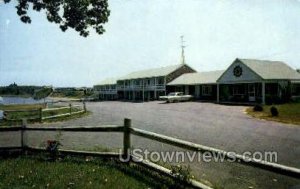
[233,65,243,77]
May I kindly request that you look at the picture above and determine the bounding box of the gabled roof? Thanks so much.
[94,78,117,86]
[237,58,300,80]
[168,70,224,85]
[118,64,195,80]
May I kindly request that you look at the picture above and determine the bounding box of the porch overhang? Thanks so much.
[291,80,300,84]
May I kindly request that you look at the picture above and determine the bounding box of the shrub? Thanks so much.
[46,140,61,161]
[253,105,263,112]
[270,106,279,117]
[171,164,192,184]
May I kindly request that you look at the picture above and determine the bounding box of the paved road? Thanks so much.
[1,101,300,188]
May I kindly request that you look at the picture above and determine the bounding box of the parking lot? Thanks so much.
[2,101,300,188]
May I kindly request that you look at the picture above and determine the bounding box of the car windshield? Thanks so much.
[168,92,176,96]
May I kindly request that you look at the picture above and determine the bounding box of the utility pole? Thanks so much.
[180,35,186,65]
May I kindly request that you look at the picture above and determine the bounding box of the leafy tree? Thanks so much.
[34,87,53,100]
[4,0,110,37]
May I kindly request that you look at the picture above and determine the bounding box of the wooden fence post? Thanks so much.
[21,119,27,153]
[39,108,42,122]
[83,101,86,112]
[123,118,131,161]
[69,103,72,115]
[3,111,7,121]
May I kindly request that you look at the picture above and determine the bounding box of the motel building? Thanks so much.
[93,78,118,100]
[94,58,300,104]
[168,58,300,104]
[116,64,196,101]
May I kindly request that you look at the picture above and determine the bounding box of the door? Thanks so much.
[248,84,256,102]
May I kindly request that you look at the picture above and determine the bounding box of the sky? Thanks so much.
[0,0,300,87]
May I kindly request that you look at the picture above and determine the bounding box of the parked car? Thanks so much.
[159,92,193,103]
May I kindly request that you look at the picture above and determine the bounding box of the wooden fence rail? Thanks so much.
[42,106,69,112]
[2,102,86,122]
[130,127,300,179]
[0,118,300,188]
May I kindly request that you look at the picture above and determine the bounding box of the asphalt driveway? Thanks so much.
[1,101,300,188]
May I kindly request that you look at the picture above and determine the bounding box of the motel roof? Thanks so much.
[167,70,225,85]
[234,59,300,80]
[118,64,195,80]
[94,78,118,86]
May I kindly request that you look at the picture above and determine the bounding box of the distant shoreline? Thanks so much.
[0,95,81,100]
[0,94,32,98]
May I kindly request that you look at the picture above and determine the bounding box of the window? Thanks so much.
[145,79,150,85]
[202,85,212,96]
[232,84,245,95]
[292,84,300,95]
[135,80,140,85]
[157,77,164,85]
[168,92,176,96]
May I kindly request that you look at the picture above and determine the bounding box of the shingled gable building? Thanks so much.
[217,58,300,104]
[116,64,196,101]
[167,70,224,101]
[167,58,300,104]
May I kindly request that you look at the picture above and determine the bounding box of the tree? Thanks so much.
[4,0,110,37]
[33,87,53,100]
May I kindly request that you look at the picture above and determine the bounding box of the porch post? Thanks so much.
[217,84,220,103]
[154,77,157,99]
[133,91,135,101]
[123,81,125,100]
[142,79,145,102]
[164,77,167,95]
[129,91,131,100]
[262,82,265,105]
[185,85,189,95]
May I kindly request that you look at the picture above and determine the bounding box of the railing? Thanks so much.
[0,118,299,189]
[96,90,118,94]
[117,84,166,91]
[3,102,86,122]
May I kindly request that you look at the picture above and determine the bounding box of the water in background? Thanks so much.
[0,96,51,105]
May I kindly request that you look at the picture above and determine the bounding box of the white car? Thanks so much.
[159,92,193,103]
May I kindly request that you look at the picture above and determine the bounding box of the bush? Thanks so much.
[270,106,279,117]
[171,164,192,184]
[253,105,263,112]
[46,140,61,161]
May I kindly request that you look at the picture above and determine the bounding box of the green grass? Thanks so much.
[0,155,179,189]
[0,104,44,111]
[0,104,89,126]
[246,103,300,125]
[50,91,93,99]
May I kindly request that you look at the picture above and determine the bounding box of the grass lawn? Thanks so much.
[246,103,300,125]
[0,104,89,126]
[0,155,176,189]
[0,104,44,111]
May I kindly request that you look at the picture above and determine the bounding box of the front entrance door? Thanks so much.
[248,84,256,102]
